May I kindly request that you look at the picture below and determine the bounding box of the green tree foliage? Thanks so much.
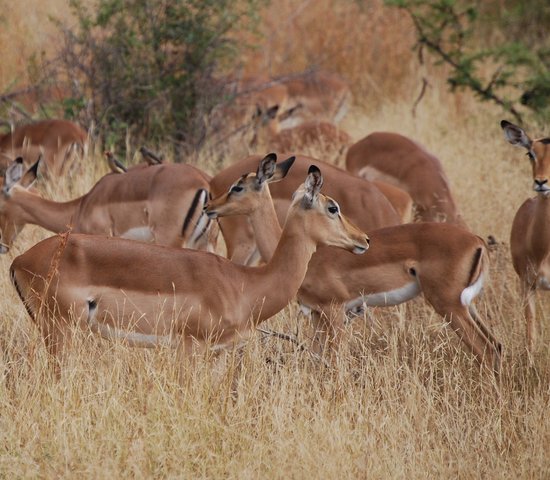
[385,0,550,124]
[58,0,264,153]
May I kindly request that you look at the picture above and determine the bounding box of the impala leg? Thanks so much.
[444,305,501,375]
[468,305,501,354]
[520,281,537,352]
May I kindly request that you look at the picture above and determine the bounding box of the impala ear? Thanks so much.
[2,157,25,195]
[19,155,41,188]
[302,165,323,208]
[501,120,532,149]
[271,156,295,182]
[255,152,278,187]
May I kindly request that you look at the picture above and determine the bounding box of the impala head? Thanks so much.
[0,156,39,253]
[290,165,370,254]
[501,120,550,195]
[205,153,295,218]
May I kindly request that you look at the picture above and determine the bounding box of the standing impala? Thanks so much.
[10,165,369,369]
[501,119,550,350]
[346,132,467,227]
[207,154,502,374]
[210,154,408,265]
[0,119,88,176]
[0,157,213,253]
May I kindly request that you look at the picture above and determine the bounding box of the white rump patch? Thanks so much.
[120,226,155,242]
[460,272,485,306]
[346,281,421,310]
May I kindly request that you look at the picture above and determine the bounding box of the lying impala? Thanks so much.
[207,154,502,374]
[210,153,410,265]
[0,119,88,176]
[346,132,467,227]
[0,157,213,253]
[10,165,369,369]
[501,120,550,350]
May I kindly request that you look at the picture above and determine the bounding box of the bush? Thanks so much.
[57,0,265,155]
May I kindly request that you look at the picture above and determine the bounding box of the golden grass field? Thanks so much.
[1,1,549,478]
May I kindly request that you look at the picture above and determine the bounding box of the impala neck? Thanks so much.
[249,189,282,261]
[532,194,550,250]
[10,187,82,233]
[246,212,317,324]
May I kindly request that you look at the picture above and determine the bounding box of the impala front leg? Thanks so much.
[520,281,537,352]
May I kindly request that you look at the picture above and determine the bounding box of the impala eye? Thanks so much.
[230,185,244,193]
[527,151,535,162]
[328,205,339,215]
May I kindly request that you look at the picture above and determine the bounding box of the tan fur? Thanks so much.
[210,153,402,264]
[501,120,550,351]
[0,119,88,176]
[207,163,502,375]
[0,161,213,252]
[10,166,369,371]
[346,131,467,227]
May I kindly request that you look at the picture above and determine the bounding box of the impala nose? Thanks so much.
[534,178,549,191]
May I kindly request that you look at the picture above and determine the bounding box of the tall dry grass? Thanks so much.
[0,0,549,478]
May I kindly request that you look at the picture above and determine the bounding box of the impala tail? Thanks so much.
[460,246,486,307]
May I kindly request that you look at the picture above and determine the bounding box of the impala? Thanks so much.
[346,131,467,227]
[0,119,88,176]
[501,119,550,350]
[0,157,213,253]
[276,71,352,129]
[10,165,369,369]
[210,153,406,265]
[207,154,502,374]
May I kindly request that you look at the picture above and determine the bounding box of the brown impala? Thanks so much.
[10,165,369,372]
[0,157,213,253]
[206,154,502,375]
[0,119,88,176]
[501,120,550,351]
[346,131,467,227]
[210,154,410,265]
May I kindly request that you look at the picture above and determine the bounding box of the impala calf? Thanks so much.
[501,119,550,350]
[207,154,502,375]
[10,165,369,370]
[346,132,467,227]
[0,157,213,253]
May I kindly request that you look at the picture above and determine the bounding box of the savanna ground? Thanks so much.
[0,1,549,478]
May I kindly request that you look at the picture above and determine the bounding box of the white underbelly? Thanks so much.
[120,226,155,242]
[346,281,421,309]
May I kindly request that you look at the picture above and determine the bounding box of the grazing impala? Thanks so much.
[10,165,369,369]
[210,153,405,265]
[346,132,467,227]
[0,119,88,176]
[501,119,550,350]
[0,157,213,253]
[277,71,352,128]
[207,154,502,374]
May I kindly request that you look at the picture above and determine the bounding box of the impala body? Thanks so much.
[501,120,550,350]
[10,162,369,367]
[210,154,403,264]
[0,158,213,253]
[207,156,501,374]
[0,119,87,176]
[346,131,466,227]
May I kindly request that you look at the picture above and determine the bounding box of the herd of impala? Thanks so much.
[0,72,547,380]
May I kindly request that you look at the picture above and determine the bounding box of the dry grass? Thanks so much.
[1,0,550,478]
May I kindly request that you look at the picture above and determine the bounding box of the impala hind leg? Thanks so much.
[520,281,537,352]
[441,304,501,375]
